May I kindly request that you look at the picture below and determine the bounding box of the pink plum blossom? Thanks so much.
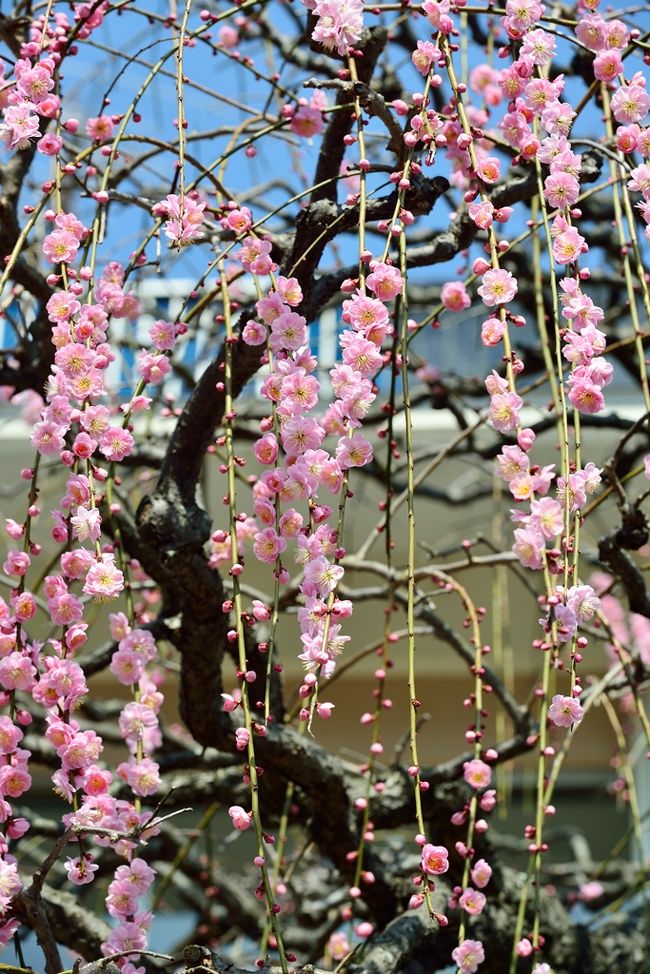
[477,268,518,306]
[451,939,485,973]
[463,759,492,790]
[548,694,584,727]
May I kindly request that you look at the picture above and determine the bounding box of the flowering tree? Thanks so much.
[1,0,650,972]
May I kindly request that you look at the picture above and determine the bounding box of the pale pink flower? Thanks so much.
[521,28,555,65]
[0,653,36,692]
[253,528,286,564]
[421,844,449,875]
[412,40,437,76]
[311,0,364,56]
[476,155,501,184]
[336,432,373,469]
[548,693,584,727]
[281,371,320,413]
[481,316,505,347]
[470,858,492,888]
[463,758,492,790]
[341,335,383,376]
[441,281,471,312]
[497,445,529,482]
[0,718,23,755]
[468,200,494,229]
[70,505,102,543]
[12,591,36,622]
[86,115,115,141]
[99,427,134,461]
[290,104,323,138]
[238,235,274,275]
[282,416,325,455]
[221,206,252,233]
[553,227,585,264]
[138,351,170,385]
[593,49,622,83]
[228,805,251,831]
[65,855,99,885]
[327,931,351,962]
[302,556,344,598]
[83,554,124,600]
[0,765,31,799]
[628,164,650,198]
[42,229,80,264]
[544,171,579,209]
[579,880,604,901]
[270,310,307,352]
[343,292,389,335]
[117,757,161,796]
[147,319,177,351]
[3,550,30,577]
[46,290,80,322]
[1,101,40,149]
[512,526,545,570]
[541,101,575,137]
[523,75,564,114]
[253,433,279,465]
[488,391,523,432]
[566,584,600,621]
[365,262,403,301]
[477,268,518,306]
[48,592,84,627]
[256,291,287,324]
[529,497,563,539]
[451,939,485,974]
[611,82,650,125]
[568,378,604,414]
[110,650,145,686]
[459,887,487,916]
[277,276,303,306]
[242,320,267,345]
[0,859,21,911]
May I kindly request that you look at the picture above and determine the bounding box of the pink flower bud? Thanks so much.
[228,805,251,831]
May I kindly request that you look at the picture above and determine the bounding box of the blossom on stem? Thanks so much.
[459,887,487,916]
[477,268,518,306]
[463,759,492,790]
[451,939,485,973]
[65,855,99,886]
[83,554,124,600]
[421,843,449,875]
[440,281,471,311]
[228,805,252,831]
[158,193,206,246]
[548,694,584,727]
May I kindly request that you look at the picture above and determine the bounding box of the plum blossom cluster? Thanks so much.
[101,857,156,972]
[412,756,497,970]
[0,199,172,952]
[227,258,401,706]
[0,56,58,152]
[501,445,601,573]
[0,2,111,155]
[153,192,207,247]
[300,0,364,57]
